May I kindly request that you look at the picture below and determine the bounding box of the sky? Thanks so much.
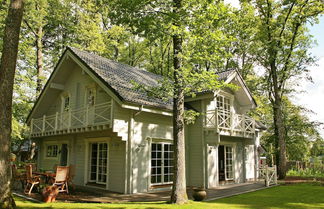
[224,0,324,137]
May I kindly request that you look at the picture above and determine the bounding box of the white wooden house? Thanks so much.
[27,47,265,194]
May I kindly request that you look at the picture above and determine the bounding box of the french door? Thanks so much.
[151,143,174,185]
[89,142,108,184]
[225,146,234,180]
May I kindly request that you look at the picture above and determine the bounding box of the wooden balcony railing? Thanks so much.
[204,109,255,136]
[30,101,112,136]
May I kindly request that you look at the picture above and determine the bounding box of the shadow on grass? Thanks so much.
[208,183,324,209]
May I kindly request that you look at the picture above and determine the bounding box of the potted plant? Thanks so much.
[42,185,59,203]
[192,187,207,201]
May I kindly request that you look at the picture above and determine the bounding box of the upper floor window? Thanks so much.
[86,88,95,106]
[217,95,230,112]
[63,95,70,111]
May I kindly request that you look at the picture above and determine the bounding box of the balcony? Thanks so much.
[30,102,112,137]
[204,109,255,138]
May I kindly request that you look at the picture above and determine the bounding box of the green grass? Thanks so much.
[15,184,324,209]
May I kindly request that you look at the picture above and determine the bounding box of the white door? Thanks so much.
[89,142,108,184]
[225,146,234,180]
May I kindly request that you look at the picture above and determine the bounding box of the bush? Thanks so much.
[287,161,324,178]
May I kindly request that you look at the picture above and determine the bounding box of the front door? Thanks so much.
[218,145,234,182]
[89,142,108,184]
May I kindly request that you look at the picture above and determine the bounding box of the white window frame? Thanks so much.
[85,85,96,107]
[45,144,59,158]
[224,146,234,180]
[150,141,174,186]
[84,137,110,190]
[88,142,109,185]
[61,92,71,112]
[43,141,70,162]
[219,142,236,182]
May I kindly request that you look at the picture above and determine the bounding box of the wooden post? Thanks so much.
[55,112,58,131]
[242,115,246,137]
[215,109,218,132]
[42,115,46,133]
[230,111,234,135]
[265,166,269,187]
[68,110,72,130]
[85,106,89,126]
[110,99,113,128]
[274,165,278,185]
[252,119,256,134]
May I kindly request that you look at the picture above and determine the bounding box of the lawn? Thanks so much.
[15,184,324,209]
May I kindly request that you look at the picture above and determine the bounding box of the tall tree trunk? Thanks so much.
[36,26,43,96]
[273,94,287,179]
[270,58,287,179]
[170,0,188,204]
[0,0,24,208]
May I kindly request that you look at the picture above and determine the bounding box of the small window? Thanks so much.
[46,145,58,157]
[87,88,95,106]
[63,96,70,111]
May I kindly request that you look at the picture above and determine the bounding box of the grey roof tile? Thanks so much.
[69,47,235,110]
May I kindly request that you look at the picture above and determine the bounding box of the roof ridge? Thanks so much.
[67,46,163,79]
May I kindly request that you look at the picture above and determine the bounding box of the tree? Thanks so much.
[109,0,234,203]
[253,95,322,164]
[0,0,24,208]
[23,0,48,95]
[253,0,323,179]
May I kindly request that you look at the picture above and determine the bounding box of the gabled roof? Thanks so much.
[69,47,173,110]
[27,47,256,122]
[69,47,247,109]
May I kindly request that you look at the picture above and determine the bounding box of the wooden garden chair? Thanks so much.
[53,166,69,194]
[11,164,26,190]
[24,164,40,195]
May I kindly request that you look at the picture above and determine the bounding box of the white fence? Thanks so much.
[31,101,112,135]
[205,109,255,135]
[258,165,278,187]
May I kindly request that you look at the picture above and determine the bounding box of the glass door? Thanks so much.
[151,143,174,185]
[225,146,234,180]
[89,142,108,184]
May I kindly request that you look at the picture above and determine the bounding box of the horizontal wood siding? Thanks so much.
[45,65,111,116]
[245,144,255,180]
[186,100,204,187]
[37,130,126,193]
[112,102,130,141]
[132,111,173,193]
[108,140,126,193]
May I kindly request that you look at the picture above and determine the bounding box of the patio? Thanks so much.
[14,182,267,203]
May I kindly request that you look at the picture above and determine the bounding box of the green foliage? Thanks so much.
[287,162,324,178]
[311,138,324,157]
[252,95,323,162]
